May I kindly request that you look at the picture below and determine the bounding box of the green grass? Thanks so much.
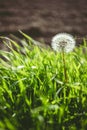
[0,33,87,130]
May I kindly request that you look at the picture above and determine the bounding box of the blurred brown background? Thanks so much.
[0,0,87,44]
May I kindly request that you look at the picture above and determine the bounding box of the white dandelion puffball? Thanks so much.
[51,33,76,53]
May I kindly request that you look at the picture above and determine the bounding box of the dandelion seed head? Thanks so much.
[51,33,76,53]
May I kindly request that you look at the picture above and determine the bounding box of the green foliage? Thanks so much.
[0,34,87,130]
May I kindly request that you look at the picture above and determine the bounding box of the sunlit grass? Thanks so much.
[0,33,87,130]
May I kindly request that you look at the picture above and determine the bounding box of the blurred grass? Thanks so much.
[0,33,87,130]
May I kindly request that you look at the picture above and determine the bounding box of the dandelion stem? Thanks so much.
[62,50,67,83]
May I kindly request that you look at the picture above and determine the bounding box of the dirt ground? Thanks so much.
[0,0,87,44]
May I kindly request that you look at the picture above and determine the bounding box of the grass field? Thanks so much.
[0,33,87,130]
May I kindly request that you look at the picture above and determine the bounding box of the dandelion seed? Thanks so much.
[51,33,76,53]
